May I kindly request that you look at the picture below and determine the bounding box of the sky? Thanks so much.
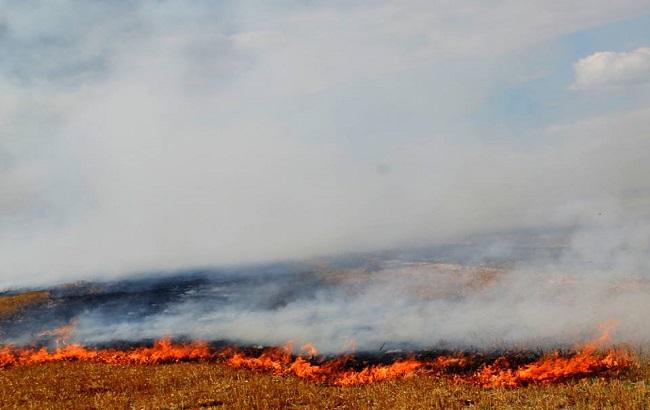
[2,1,650,287]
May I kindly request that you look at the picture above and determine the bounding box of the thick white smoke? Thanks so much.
[1,1,650,292]
[67,254,650,353]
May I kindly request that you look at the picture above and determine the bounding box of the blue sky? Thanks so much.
[1,1,650,285]
[474,11,650,138]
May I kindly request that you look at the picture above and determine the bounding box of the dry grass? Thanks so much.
[1,286,648,409]
[0,291,50,318]
[0,359,647,409]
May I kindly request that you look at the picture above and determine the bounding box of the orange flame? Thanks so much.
[220,344,470,385]
[471,321,634,387]
[0,337,211,368]
[0,322,634,388]
[333,359,422,385]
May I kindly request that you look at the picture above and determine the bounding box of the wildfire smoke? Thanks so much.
[0,324,634,388]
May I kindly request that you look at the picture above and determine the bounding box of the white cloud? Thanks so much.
[572,47,650,90]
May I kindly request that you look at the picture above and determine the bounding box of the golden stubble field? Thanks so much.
[0,359,648,410]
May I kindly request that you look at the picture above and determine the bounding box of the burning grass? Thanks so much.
[0,275,647,408]
[0,323,645,408]
[215,323,636,388]
[0,341,633,389]
[0,323,636,390]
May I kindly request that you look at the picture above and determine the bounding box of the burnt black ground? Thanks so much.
[0,240,567,354]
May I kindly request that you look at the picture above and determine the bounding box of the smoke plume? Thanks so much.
[1,1,650,351]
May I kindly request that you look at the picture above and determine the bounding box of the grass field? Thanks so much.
[0,358,648,409]
[0,291,49,318]
[1,290,648,409]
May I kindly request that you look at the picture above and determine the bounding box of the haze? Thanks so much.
[2,1,650,287]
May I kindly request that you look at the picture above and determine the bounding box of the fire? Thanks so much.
[222,344,431,385]
[471,321,635,387]
[0,338,212,368]
[0,322,634,388]
[333,359,422,386]
[225,344,293,374]
[472,349,633,388]
[114,338,212,365]
[0,347,16,369]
